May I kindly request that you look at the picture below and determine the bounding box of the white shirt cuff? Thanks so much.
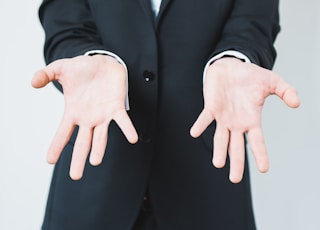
[203,50,251,83]
[85,50,130,111]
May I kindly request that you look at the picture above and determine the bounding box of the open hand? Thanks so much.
[32,55,138,180]
[190,57,300,183]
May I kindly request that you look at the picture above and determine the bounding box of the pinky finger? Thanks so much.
[190,109,215,138]
[113,110,138,144]
[47,116,75,164]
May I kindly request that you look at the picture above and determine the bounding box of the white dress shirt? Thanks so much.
[150,0,162,16]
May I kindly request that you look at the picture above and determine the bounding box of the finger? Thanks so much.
[190,109,215,138]
[282,88,300,108]
[31,60,64,88]
[32,64,58,88]
[247,128,269,173]
[31,69,53,88]
[89,123,109,166]
[271,74,300,108]
[212,124,229,168]
[47,116,75,164]
[113,110,138,144]
[228,131,245,183]
[70,126,93,180]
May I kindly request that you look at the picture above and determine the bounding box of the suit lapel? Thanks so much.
[138,0,173,29]
[138,0,156,28]
[157,0,172,21]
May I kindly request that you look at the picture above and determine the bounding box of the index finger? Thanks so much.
[247,128,269,173]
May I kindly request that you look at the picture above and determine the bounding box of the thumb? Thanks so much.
[274,77,300,108]
[260,68,300,109]
[31,62,58,88]
[282,87,300,108]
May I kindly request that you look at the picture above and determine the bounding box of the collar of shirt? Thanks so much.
[150,0,161,16]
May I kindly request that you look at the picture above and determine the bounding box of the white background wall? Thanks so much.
[0,0,319,229]
[250,1,320,229]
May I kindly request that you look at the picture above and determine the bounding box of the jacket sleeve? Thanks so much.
[210,0,280,69]
[39,0,107,64]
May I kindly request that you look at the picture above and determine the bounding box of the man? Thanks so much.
[32,0,300,229]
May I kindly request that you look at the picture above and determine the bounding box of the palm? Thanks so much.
[60,56,127,126]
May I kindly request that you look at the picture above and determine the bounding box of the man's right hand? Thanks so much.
[32,55,138,180]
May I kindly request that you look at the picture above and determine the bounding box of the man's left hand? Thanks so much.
[190,57,300,183]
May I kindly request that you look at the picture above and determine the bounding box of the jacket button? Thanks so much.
[143,70,155,82]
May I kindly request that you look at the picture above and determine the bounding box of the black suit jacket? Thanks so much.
[39,1,279,229]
